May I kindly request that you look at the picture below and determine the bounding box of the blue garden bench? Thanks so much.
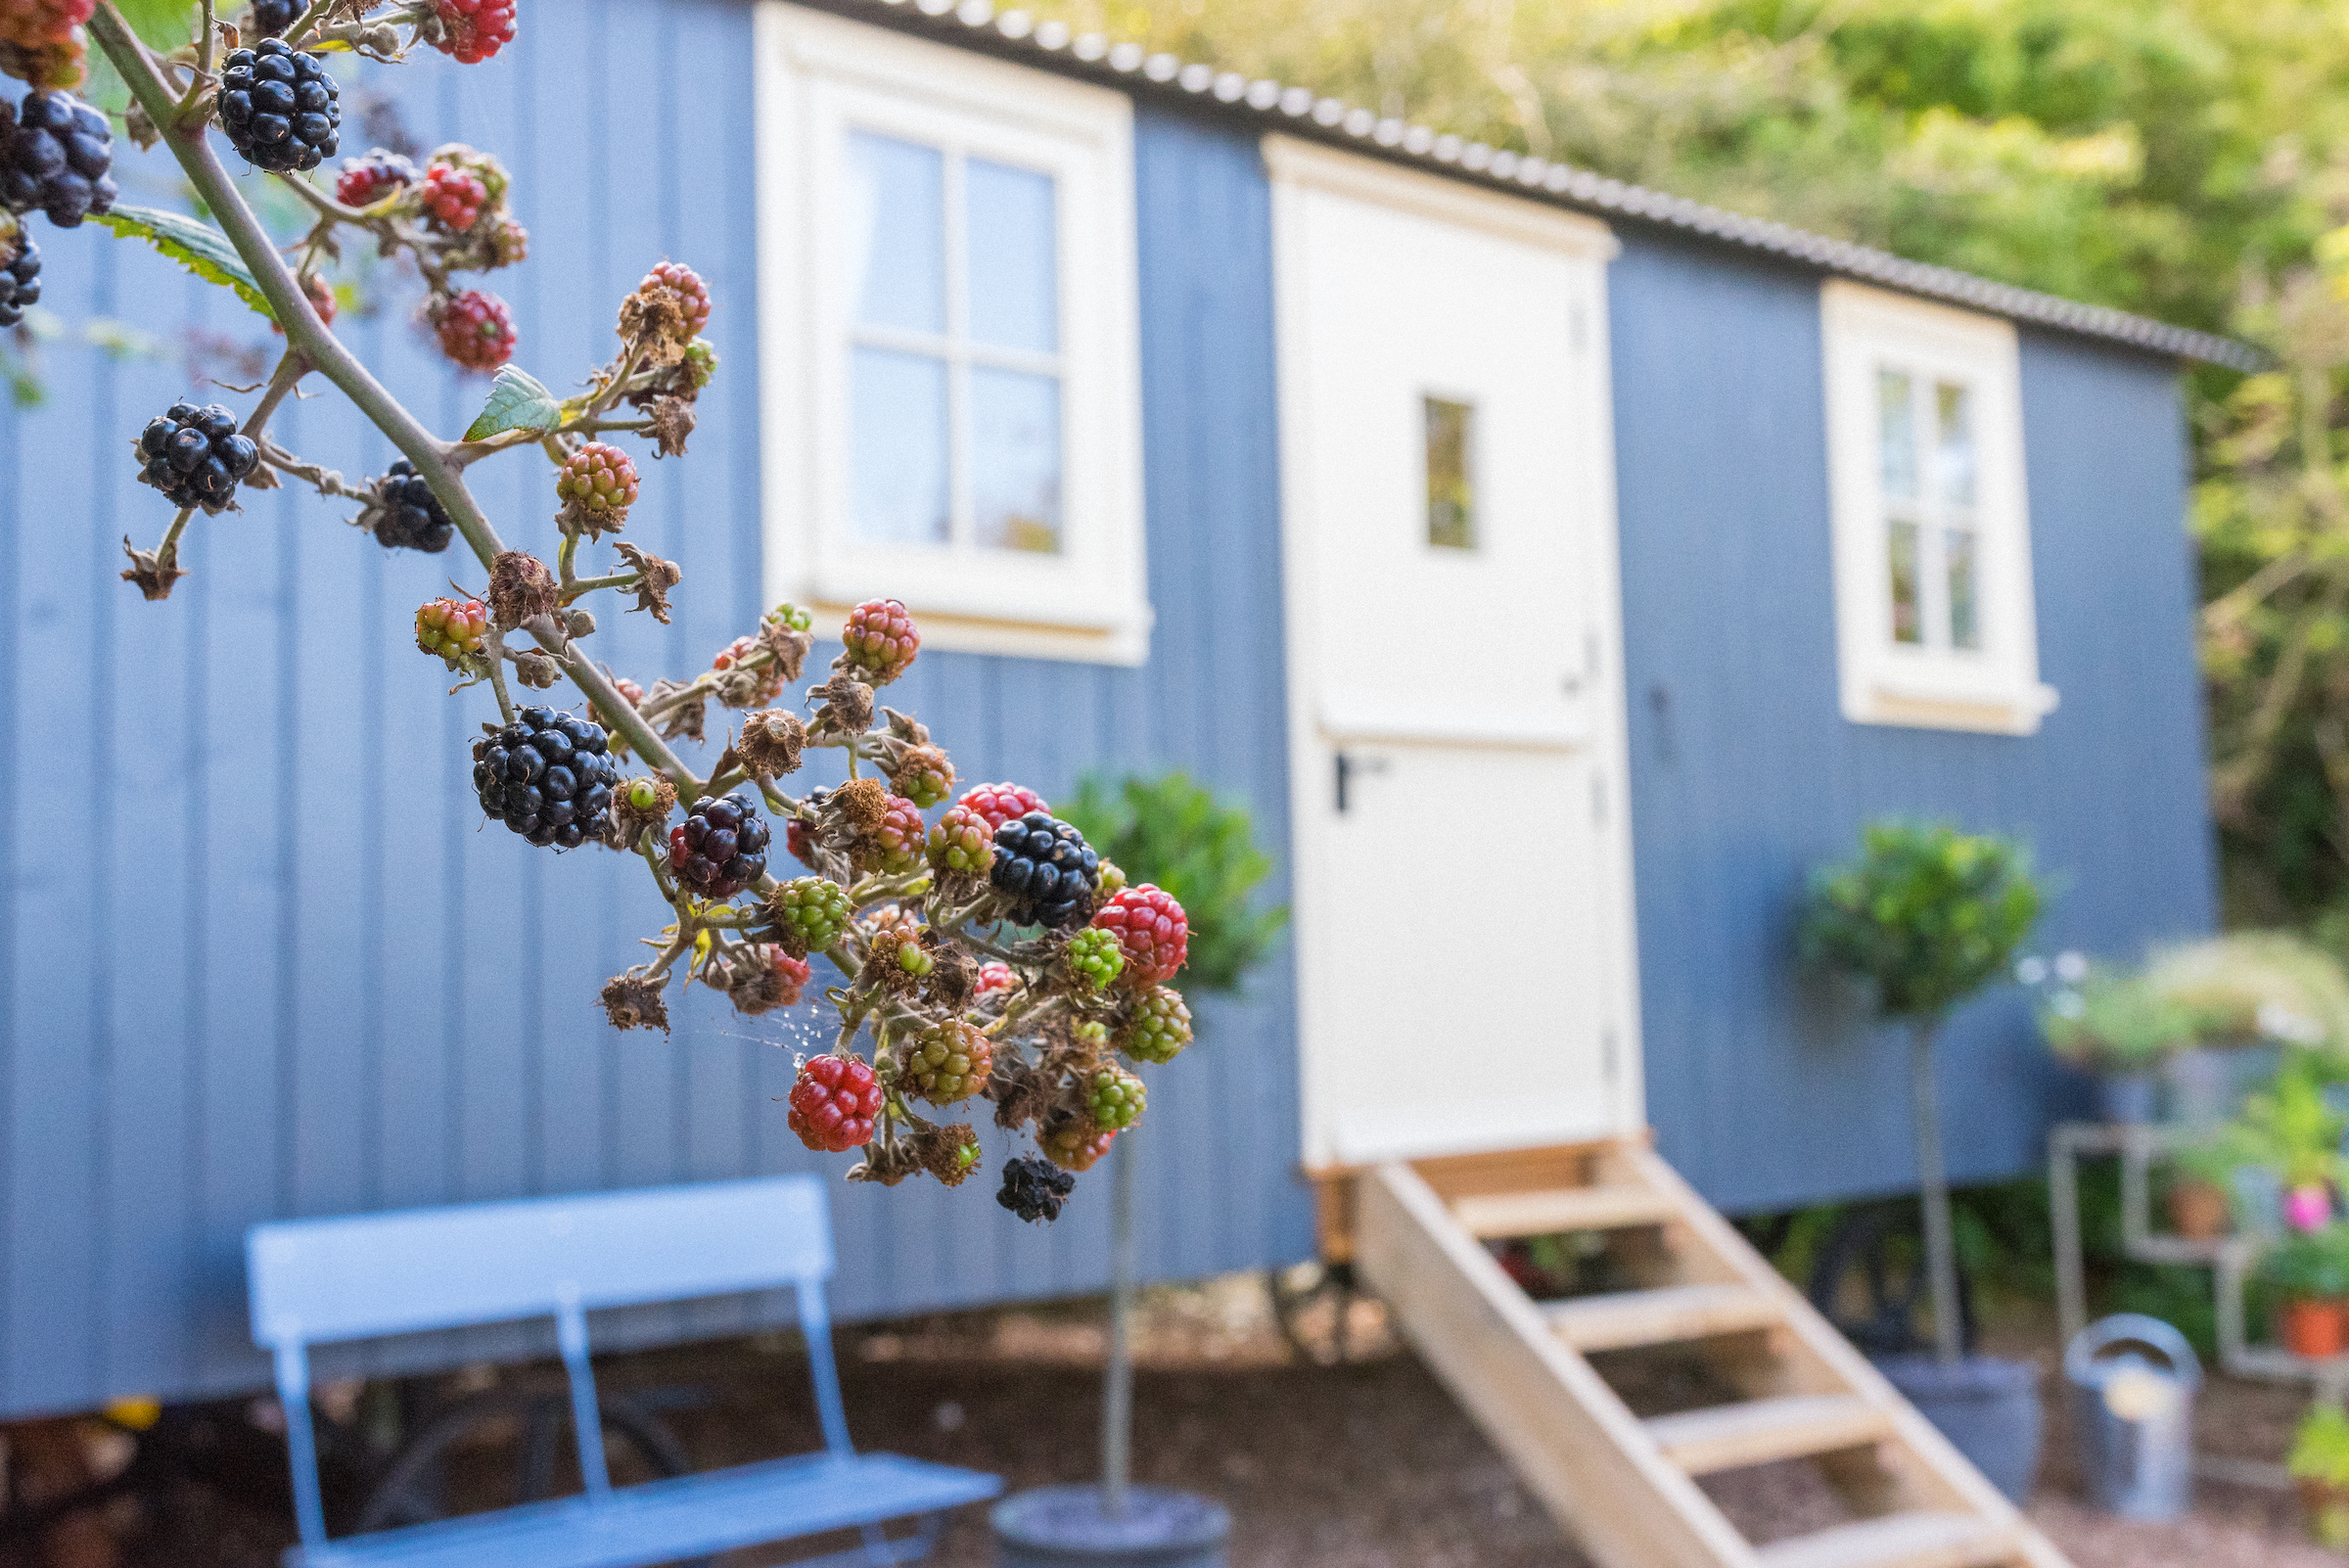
[247,1175,1000,1568]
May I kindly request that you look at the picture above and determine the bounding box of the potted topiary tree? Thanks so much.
[2292,1400,2349,1548]
[1800,818,2045,1501]
[2263,1226,2349,1358]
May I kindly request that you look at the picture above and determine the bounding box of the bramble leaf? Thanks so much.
[462,366,563,441]
[93,206,275,322]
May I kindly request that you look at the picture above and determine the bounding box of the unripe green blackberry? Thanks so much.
[892,744,955,809]
[769,876,851,954]
[1088,1065,1146,1130]
[764,600,812,633]
[1120,986,1192,1065]
[1065,928,1126,992]
[897,942,934,978]
[902,1019,992,1105]
[927,804,993,878]
[555,440,637,532]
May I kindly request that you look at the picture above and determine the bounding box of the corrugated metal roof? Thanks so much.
[791,0,2264,372]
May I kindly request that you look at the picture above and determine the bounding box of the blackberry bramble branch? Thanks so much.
[69,0,1202,1215]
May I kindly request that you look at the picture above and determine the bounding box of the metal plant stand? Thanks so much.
[2048,1119,2338,1491]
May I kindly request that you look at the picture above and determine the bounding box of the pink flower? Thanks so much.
[2285,1183,2332,1232]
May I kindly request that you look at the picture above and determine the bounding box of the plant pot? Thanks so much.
[1872,1354,2043,1503]
[2278,1300,2349,1360]
[2301,1478,2349,1551]
[992,1486,1230,1568]
[2165,1178,2232,1240]
[2091,1071,2159,1126]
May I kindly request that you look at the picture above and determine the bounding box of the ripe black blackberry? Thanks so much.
[668,792,770,899]
[0,90,117,228]
[996,1155,1076,1223]
[216,39,340,174]
[248,0,299,35]
[988,811,1100,929]
[373,460,454,552]
[0,236,37,329]
[471,708,620,849]
[135,401,260,512]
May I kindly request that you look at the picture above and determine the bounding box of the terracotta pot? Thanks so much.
[2166,1178,2232,1240]
[2279,1298,2349,1360]
[2301,1477,2349,1551]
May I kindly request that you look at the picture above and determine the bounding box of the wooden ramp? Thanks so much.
[1344,1137,2072,1568]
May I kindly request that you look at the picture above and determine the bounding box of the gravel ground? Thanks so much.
[36,1275,2347,1568]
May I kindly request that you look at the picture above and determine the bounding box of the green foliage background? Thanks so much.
[1027,0,2349,933]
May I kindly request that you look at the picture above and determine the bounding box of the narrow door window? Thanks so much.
[1424,395,1475,551]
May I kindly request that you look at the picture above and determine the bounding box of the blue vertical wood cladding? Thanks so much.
[1607,234,2217,1215]
[0,1,1306,1417]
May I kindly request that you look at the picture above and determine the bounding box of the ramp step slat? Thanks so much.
[1543,1283,1780,1351]
[1643,1394,1891,1475]
[1756,1511,2015,1568]
[1451,1184,1675,1238]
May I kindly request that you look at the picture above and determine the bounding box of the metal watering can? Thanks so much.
[2063,1314,2200,1521]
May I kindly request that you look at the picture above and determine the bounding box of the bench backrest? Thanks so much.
[249,1176,833,1346]
[246,1176,848,1551]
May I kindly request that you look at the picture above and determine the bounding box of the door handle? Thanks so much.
[1334,751,1390,813]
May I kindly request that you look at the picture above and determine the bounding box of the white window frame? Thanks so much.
[754,4,1151,664]
[1821,280,2057,735]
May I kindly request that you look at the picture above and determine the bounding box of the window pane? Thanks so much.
[1947,528,1980,650]
[1935,381,1975,509]
[1888,520,1922,644]
[967,159,1058,354]
[846,131,944,335]
[972,366,1062,554]
[851,347,949,546]
[1878,369,1916,501]
[1424,396,1475,550]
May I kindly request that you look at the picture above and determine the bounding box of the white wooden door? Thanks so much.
[1267,138,1644,1170]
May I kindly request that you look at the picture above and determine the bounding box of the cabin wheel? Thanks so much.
[354,1385,702,1554]
[1268,1260,1379,1365]
[1803,1198,1977,1357]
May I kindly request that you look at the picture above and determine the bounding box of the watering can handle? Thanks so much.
[2063,1312,2202,1389]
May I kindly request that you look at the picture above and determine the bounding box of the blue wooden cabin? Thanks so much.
[0,0,2242,1418]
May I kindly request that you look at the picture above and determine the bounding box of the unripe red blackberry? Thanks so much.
[472,706,620,849]
[788,1054,881,1153]
[433,288,514,371]
[771,876,851,953]
[420,161,486,231]
[926,804,993,878]
[668,790,771,899]
[372,460,454,552]
[431,0,516,63]
[997,1154,1076,1222]
[902,1020,992,1106]
[955,782,1050,833]
[0,235,40,328]
[135,400,259,512]
[989,811,1100,929]
[1,89,115,226]
[1041,1119,1116,1173]
[629,259,710,336]
[484,216,529,267]
[843,598,919,684]
[1065,927,1126,992]
[415,595,488,672]
[216,40,339,174]
[728,945,810,1016]
[555,441,637,531]
[712,635,786,706]
[786,817,818,869]
[0,0,92,86]
[335,149,415,207]
[975,961,1016,997]
[866,794,929,876]
[1087,1065,1146,1130]
[1119,986,1192,1065]
[1091,885,1189,987]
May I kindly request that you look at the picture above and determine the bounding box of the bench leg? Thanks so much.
[785,1512,946,1568]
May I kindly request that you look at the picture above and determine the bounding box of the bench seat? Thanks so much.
[291,1452,1002,1568]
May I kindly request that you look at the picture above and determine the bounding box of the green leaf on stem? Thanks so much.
[112,0,200,47]
[462,366,564,441]
[91,206,276,322]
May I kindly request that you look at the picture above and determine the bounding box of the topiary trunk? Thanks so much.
[1909,1019,1964,1364]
